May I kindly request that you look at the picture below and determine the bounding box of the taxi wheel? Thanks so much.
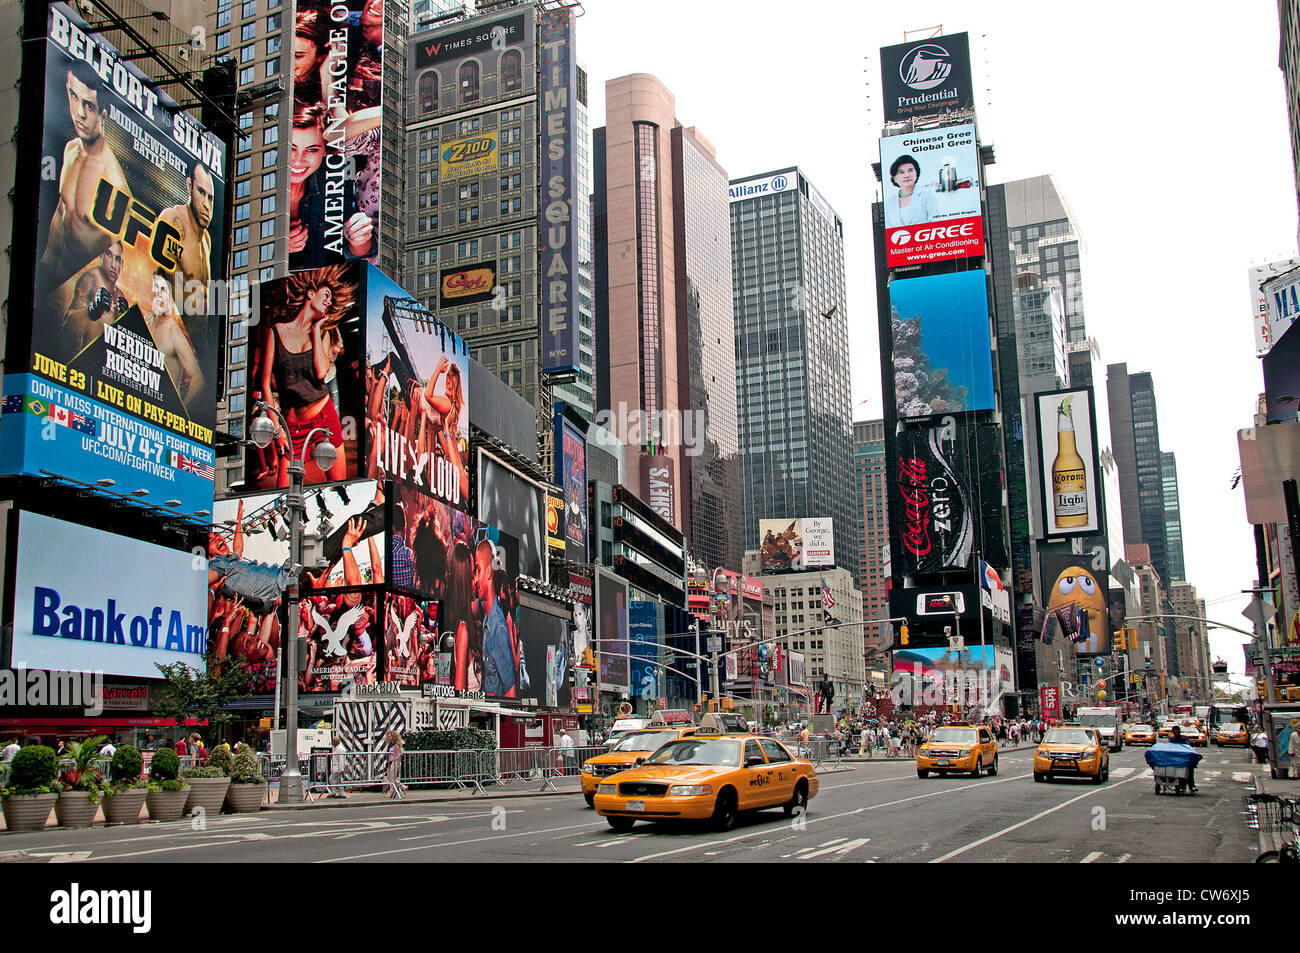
[712,789,738,832]
[607,816,636,832]
[1092,766,1105,785]
[784,781,808,817]
[970,760,982,778]
[917,769,929,779]
[1034,771,1048,783]
[584,793,594,808]
[988,756,998,777]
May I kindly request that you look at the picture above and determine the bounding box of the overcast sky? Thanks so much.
[574,0,1295,677]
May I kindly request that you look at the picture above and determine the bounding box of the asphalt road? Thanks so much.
[0,746,1261,863]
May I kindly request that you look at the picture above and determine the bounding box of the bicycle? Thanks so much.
[1242,793,1300,863]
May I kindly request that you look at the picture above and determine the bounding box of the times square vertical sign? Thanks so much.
[539,8,579,374]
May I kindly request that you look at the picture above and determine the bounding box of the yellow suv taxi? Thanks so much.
[581,713,698,807]
[591,714,819,832]
[1034,725,1109,784]
[1214,723,1248,747]
[916,724,998,778]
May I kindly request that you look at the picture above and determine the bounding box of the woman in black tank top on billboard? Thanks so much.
[257,265,354,487]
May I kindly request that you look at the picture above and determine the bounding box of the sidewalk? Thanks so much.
[1249,763,1300,855]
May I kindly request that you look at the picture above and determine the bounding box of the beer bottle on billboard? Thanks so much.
[1052,396,1089,528]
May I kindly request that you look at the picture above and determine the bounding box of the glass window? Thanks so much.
[233,249,249,268]
[235,180,250,199]
[242,0,257,17]
[501,50,521,92]
[266,56,281,77]
[230,344,247,366]
[229,368,245,390]
[234,203,250,223]
[236,156,251,176]
[458,60,479,104]
[215,32,231,52]
[259,242,275,262]
[419,71,438,113]
[266,12,281,31]
[229,392,244,414]
[260,219,275,238]
[261,172,277,192]
[260,196,276,215]
[263,148,278,168]
[240,23,256,43]
[233,226,249,246]
[238,66,255,86]
[266,36,280,55]
[263,126,278,145]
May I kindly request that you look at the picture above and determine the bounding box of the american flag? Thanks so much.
[822,580,836,610]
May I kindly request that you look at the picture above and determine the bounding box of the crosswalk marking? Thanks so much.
[1081,851,1103,863]
[1111,767,1136,778]
[1232,772,1254,783]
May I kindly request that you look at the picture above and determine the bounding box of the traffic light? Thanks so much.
[582,647,597,669]
[1113,630,1126,651]
[900,623,909,646]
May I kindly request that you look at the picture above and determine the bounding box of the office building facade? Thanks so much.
[593,74,739,571]
[731,168,856,582]
[853,419,890,651]
[1003,175,1087,344]
[1161,451,1187,584]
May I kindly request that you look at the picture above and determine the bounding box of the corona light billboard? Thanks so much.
[1036,387,1102,538]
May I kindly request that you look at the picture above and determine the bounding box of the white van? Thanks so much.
[603,717,651,748]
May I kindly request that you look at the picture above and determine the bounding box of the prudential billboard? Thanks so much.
[10,511,208,678]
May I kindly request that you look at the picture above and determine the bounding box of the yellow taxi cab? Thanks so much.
[1123,723,1156,746]
[591,713,819,832]
[580,710,698,807]
[1034,725,1109,784]
[1159,718,1206,746]
[915,724,999,778]
[1214,722,1249,747]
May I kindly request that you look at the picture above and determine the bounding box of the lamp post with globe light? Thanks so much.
[248,401,338,804]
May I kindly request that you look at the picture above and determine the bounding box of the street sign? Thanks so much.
[1094,657,1106,668]
[706,637,723,653]
[948,635,965,651]
[1243,596,1276,631]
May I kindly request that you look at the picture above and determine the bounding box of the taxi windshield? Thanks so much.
[611,730,675,753]
[644,739,740,767]
[1043,729,1094,745]
[1222,723,1244,732]
[928,728,978,744]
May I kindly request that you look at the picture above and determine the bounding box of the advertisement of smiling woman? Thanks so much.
[288,0,383,270]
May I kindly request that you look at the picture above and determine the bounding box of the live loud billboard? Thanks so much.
[1035,386,1101,538]
[288,0,382,271]
[3,2,228,515]
[880,124,983,268]
[365,265,471,509]
[879,32,974,123]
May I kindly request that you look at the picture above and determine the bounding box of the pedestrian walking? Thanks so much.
[328,733,347,798]
[558,728,576,775]
[1289,719,1300,779]
[383,729,406,799]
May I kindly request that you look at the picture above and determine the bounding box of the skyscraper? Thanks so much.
[730,168,857,582]
[1161,451,1187,584]
[401,1,592,425]
[854,419,890,650]
[593,74,739,571]
[1002,175,1086,343]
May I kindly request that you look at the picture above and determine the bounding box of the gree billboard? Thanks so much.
[880,124,983,268]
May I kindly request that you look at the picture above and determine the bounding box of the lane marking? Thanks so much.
[1119,853,1132,863]
[1081,851,1103,863]
[929,769,1151,863]
[319,821,599,862]
[626,773,1034,864]
[800,837,870,860]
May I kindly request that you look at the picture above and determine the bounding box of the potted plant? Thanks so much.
[224,746,266,813]
[101,745,148,825]
[145,747,189,822]
[182,741,230,816]
[2,745,58,833]
[52,736,106,829]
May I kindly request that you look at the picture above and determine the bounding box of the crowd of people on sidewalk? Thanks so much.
[782,711,1053,759]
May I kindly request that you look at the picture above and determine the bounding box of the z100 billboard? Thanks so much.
[3,2,228,515]
[10,511,208,678]
[880,124,983,268]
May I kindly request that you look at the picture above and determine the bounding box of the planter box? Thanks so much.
[54,792,100,829]
[225,782,266,813]
[183,777,230,817]
[146,787,190,822]
[101,787,147,826]
[3,793,57,833]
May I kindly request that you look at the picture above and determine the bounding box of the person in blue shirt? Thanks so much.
[474,539,517,698]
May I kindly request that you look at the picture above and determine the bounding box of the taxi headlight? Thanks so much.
[668,784,713,797]
[597,783,616,794]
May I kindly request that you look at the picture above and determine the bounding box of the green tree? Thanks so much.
[154,647,254,736]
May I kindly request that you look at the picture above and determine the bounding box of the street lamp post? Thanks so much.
[249,401,337,804]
